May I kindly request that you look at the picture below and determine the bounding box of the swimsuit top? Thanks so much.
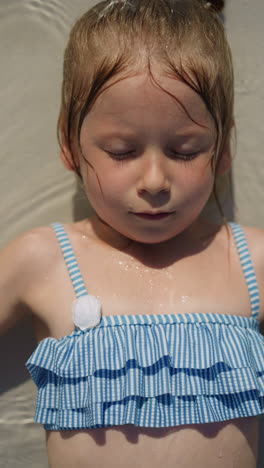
[25,222,264,431]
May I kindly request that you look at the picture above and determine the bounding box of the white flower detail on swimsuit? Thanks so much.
[72,295,102,330]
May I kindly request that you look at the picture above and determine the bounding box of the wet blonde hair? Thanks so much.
[58,0,234,194]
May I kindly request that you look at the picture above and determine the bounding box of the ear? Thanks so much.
[59,132,79,173]
[216,140,231,175]
[60,145,75,172]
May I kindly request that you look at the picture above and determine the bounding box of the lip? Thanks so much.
[133,212,174,220]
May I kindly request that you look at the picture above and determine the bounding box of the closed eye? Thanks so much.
[104,150,135,160]
[170,151,199,161]
[104,149,200,161]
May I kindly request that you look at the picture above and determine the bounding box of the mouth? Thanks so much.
[133,212,175,220]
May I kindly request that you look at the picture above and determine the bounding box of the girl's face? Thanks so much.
[76,71,222,245]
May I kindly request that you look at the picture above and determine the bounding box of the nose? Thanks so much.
[137,152,170,196]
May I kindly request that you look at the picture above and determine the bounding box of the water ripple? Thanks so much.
[26,0,72,33]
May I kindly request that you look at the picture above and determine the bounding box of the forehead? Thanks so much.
[84,70,214,132]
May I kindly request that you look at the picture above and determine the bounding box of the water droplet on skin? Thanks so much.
[82,235,86,239]
[165,270,173,280]
[181,296,189,303]
[218,448,223,459]
[148,279,154,289]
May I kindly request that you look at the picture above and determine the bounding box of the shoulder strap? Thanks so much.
[228,222,260,320]
[50,222,88,299]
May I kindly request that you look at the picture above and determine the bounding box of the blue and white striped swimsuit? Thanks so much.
[25,222,264,430]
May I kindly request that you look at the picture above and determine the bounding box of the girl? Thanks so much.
[1,0,263,467]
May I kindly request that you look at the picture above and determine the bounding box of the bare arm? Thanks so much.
[0,227,55,335]
[0,233,32,335]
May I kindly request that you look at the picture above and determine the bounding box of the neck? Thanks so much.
[87,213,222,265]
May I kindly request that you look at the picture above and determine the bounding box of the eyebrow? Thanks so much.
[95,131,214,146]
[95,131,137,139]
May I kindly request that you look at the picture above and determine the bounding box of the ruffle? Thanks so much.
[25,312,264,429]
[38,392,264,430]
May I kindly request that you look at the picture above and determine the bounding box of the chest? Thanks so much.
[29,239,254,342]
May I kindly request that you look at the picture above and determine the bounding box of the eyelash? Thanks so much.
[106,150,199,162]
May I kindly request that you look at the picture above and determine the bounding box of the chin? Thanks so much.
[124,230,180,245]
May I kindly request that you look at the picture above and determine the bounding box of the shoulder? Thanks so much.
[0,220,98,336]
[0,225,62,297]
[3,225,59,266]
[235,224,264,275]
[238,224,264,323]
[0,225,64,334]
[239,224,264,260]
[2,220,94,284]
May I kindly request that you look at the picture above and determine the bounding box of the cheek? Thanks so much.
[176,164,214,201]
[83,165,128,206]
